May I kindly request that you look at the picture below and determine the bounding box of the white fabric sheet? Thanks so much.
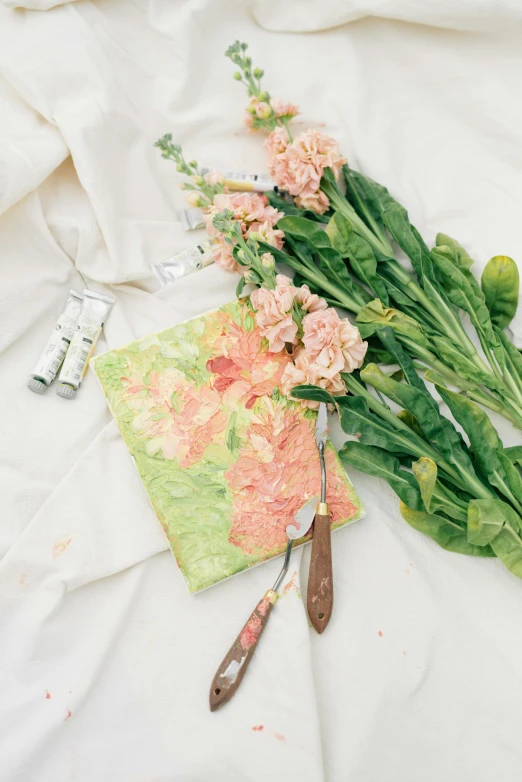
[1,2,522,780]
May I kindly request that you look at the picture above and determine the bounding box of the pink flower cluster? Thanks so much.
[204,191,284,272]
[250,274,327,352]
[264,128,346,215]
[281,309,367,406]
[249,277,367,406]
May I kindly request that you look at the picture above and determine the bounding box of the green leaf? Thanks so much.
[435,385,522,515]
[236,275,247,298]
[327,212,389,305]
[431,335,501,392]
[467,499,508,545]
[400,502,495,557]
[277,215,331,249]
[360,362,480,486]
[397,410,425,439]
[356,300,430,349]
[342,165,389,245]
[498,451,522,508]
[339,170,433,281]
[504,446,522,467]
[290,385,334,406]
[490,526,522,578]
[431,244,498,348]
[266,190,329,223]
[435,233,474,271]
[412,457,437,512]
[339,441,423,510]
[375,325,431,394]
[481,255,519,328]
[494,326,522,389]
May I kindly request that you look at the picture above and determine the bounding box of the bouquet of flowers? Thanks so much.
[155,41,522,582]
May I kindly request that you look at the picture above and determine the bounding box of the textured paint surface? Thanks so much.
[93,300,363,592]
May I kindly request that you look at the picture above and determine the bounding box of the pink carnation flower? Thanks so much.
[280,347,346,409]
[250,274,299,352]
[204,191,284,272]
[264,126,290,159]
[247,219,285,251]
[294,284,327,313]
[270,98,300,119]
[295,190,330,215]
[302,309,367,379]
[265,127,345,214]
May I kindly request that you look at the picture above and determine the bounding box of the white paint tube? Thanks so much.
[201,168,277,193]
[153,240,214,287]
[27,289,84,394]
[56,290,115,399]
[177,207,206,232]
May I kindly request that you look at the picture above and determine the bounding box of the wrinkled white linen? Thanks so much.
[253,0,522,33]
[1,2,522,781]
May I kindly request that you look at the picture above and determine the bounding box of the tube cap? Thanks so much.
[56,383,76,400]
[27,377,47,394]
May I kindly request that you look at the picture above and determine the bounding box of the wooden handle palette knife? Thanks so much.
[209,494,318,712]
[307,401,334,634]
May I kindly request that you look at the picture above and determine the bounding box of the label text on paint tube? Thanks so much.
[201,168,276,192]
[153,240,214,286]
[57,290,115,398]
[27,290,83,393]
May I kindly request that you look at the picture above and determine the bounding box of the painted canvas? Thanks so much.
[92,300,364,592]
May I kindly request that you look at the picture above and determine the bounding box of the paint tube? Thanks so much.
[201,168,276,193]
[178,207,206,232]
[27,289,84,394]
[56,290,115,399]
[153,239,214,287]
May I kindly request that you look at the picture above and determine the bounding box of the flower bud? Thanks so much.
[186,191,203,208]
[255,102,272,119]
[258,91,269,102]
[189,160,198,169]
[260,252,275,271]
[176,163,184,172]
[244,269,260,284]
[253,67,264,78]
[233,71,242,80]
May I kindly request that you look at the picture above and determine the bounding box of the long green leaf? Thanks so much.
[400,502,495,557]
[375,325,432,395]
[435,386,522,513]
[291,384,428,458]
[339,441,423,510]
[504,446,522,467]
[277,215,331,249]
[435,233,474,271]
[430,335,501,392]
[481,255,519,329]
[431,244,498,349]
[494,326,522,389]
[360,363,486,495]
[327,212,390,304]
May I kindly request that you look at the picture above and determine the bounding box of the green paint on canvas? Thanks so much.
[93,300,363,592]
